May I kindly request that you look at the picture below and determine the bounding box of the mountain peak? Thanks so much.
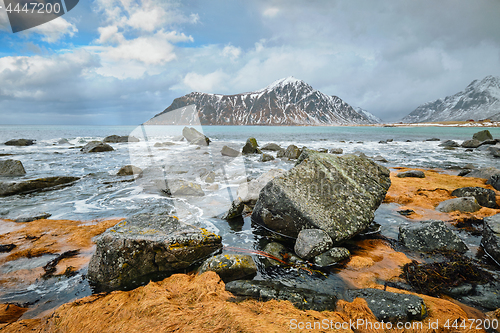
[468,75,500,92]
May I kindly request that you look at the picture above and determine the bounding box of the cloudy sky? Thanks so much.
[1,0,500,125]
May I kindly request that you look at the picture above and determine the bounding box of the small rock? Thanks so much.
[294,229,333,260]
[57,138,70,144]
[482,214,500,264]
[222,200,244,220]
[242,138,260,154]
[4,139,35,146]
[314,247,350,267]
[198,254,257,282]
[0,160,26,176]
[436,197,481,213]
[489,146,500,158]
[104,135,139,143]
[372,155,388,163]
[81,141,114,153]
[204,171,216,183]
[261,143,282,151]
[439,140,460,147]
[397,170,425,178]
[397,209,415,216]
[317,148,329,153]
[284,145,301,159]
[260,154,274,162]
[461,139,482,148]
[169,180,204,196]
[346,289,427,322]
[399,220,468,253]
[262,242,301,267]
[473,129,493,142]
[425,138,440,141]
[116,165,142,176]
[329,148,343,154]
[221,146,240,157]
[451,187,496,208]
[15,212,52,222]
[378,140,387,144]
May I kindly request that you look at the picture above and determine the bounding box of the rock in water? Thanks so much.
[15,212,52,222]
[241,137,260,154]
[103,135,139,143]
[251,151,391,243]
[436,197,481,213]
[482,214,500,264]
[451,187,496,208]
[0,176,80,197]
[260,153,274,162]
[220,145,240,157]
[314,247,350,267]
[0,160,26,176]
[88,214,222,291]
[261,143,282,151]
[487,173,500,191]
[473,129,493,142]
[198,254,257,282]
[4,139,35,146]
[117,165,143,176]
[284,144,301,159]
[329,148,343,154]
[294,229,333,260]
[439,140,460,147]
[461,139,482,148]
[399,220,468,253]
[182,127,210,146]
[81,141,114,153]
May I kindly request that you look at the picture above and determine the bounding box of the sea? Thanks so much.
[1,124,500,318]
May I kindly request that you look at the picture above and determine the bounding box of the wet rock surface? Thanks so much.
[252,151,391,243]
[182,127,210,146]
[313,247,350,267]
[451,186,496,208]
[242,137,260,154]
[15,212,52,222]
[4,139,35,146]
[0,159,26,176]
[396,170,425,178]
[461,139,482,148]
[80,141,114,153]
[260,153,274,162]
[294,229,333,260]
[198,254,257,282]
[225,280,338,311]
[346,289,427,322]
[221,145,240,157]
[482,214,500,264]
[0,176,80,197]
[439,140,460,147]
[283,144,301,159]
[103,135,139,143]
[465,167,500,179]
[261,143,282,151]
[436,196,481,213]
[88,213,222,291]
[399,220,468,253]
[116,165,143,176]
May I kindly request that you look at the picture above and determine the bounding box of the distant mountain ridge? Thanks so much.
[402,75,500,123]
[147,77,380,125]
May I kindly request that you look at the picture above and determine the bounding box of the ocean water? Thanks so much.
[1,124,500,317]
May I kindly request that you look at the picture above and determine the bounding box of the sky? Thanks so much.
[1,0,500,125]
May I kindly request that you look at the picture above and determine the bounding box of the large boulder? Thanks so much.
[225,280,337,311]
[399,220,468,253]
[451,187,496,208]
[87,214,222,291]
[104,135,139,143]
[0,160,26,176]
[487,173,500,191]
[0,176,80,197]
[81,141,114,153]
[221,145,240,157]
[198,254,257,282]
[473,129,493,142]
[284,145,301,159]
[466,167,500,179]
[182,127,210,146]
[241,137,260,154]
[294,229,333,260]
[482,214,500,264]
[436,197,481,213]
[251,151,391,243]
[4,139,35,146]
[461,139,482,148]
[346,289,427,322]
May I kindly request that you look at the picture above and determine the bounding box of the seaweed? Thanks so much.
[401,254,493,296]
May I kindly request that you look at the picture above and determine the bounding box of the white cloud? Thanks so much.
[23,17,78,43]
[97,25,122,44]
[183,71,229,93]
[222,45,242,60]
[263,7,280,18]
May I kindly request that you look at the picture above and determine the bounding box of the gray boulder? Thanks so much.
[397,170,425,178]
[260,154,274,162]
[466,167,500,179]
[426,138,440,141]
[0,160,26,176]
[489,146,500,158]
[276,148,286,158]
[15,212,51,222]
[225,280,337,311]
[372,155,388,163]
[451,187,496,208]
[198,254,257,282]
[0,176,80,197]
[261,143,282,151]
[117,165,143,176]
[294,229,333,260]
[237,169,285,204]
[473,129,493,142]
[346,289,427,322]
[4,139,35,146]
[284,145,301,159]
[487,173,500,191]
[251,151,391,243]
[88,214,222,291]
[104,135,139,143]
[262,241,301,267]
[314,247,350,267]
[439,140,460,147]
[242,138,260,154]
[329,148,343,154]
[221,145,240,157]
[399,220,468,253]
[436,197,481,213]
[482,214,500,264]
[461,139,482,148]
[182,127,210,146]
[57,138,70,144]
[81,141,114,153]
[169,180,204,196]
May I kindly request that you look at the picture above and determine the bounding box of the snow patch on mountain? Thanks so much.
[353,107,383,124]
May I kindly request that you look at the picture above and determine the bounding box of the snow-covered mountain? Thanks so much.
[147,77,376,125]
[353,107,383,124]
[402,75,500,123]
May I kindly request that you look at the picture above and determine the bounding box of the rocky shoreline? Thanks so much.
[1,128,500,331]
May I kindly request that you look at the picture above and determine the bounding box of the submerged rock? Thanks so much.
[117,165,143,176]
[4,139,35,146]
[241,137,260,154]
[313,247,350,267]
[473,129,493,142]
[346,289,427,322]
[15,212,52,222]
[88,214,222,291]
[182,127,210,146]
[259,153,274,162]
[439,140,460,147]
[451,187,496,208]
[397,170,425,178]
[261,143,282,151]
[221,145,240,157]
[372,155,388,163]
[104,135,139,143]
[0,176,80,197]
[169,180,204,196]
[0,159,26,176]
[81,141,114,153]
[399,220,468,253]
[436,197,481,213]
[294,229,333,260]
[198,254,257,282]
[252,151,391,243]
[482,214,500,264]
[225,280,337,311]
